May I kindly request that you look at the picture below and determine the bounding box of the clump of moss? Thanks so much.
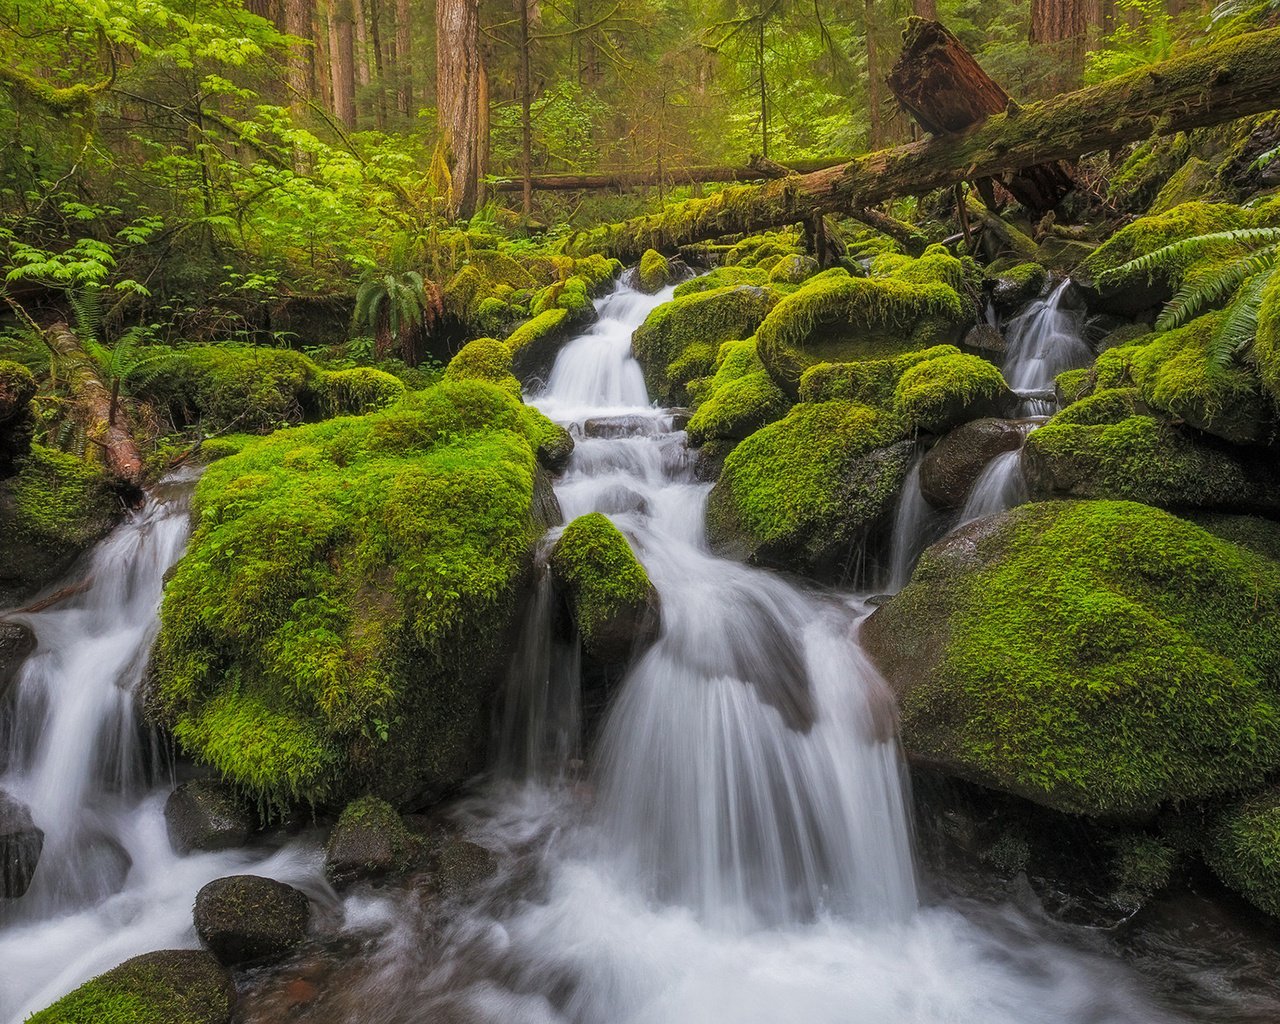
[637,249,674,293]
[0,358,36,476]
[892,353,1011,434]
[797,345,959,407]
[631,285,777,404]
[1206,788,1280,917]
[674,266,769,297]
[26,950,233,1024]
[1023,409,1278,512]
[989,262,1048,309]
[314,367,407,418]
[148,379,552,812]
[767,254,820,285]
[686,341,790,446]
[1257,270,1280,406]
[1109,834,1179,908]
[723,230,804,268]
[505,307,570,378]
[0,444,121,605]
[549,512,657,660]
[446,337,522,398]
[1081,201,1248,284]
[863,501,1280,817]
[1055,367,1092,405]
[706,401,911,574]
[754,261,970,395]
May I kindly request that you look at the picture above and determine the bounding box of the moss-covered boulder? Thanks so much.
[685,340,790,446]
[549,513,659,671]
[312,367,406,419]
[631,285,777,404]
[706,402,912,575]
[324,794,417,886]
[754,252,975,396]
[1257,269,1280,407]
[0,359,36,478]
[445,337,522,398]
[26,950,234,1024]
[505,307,571,382]
[193,874,311,966]
[767,253,820,285]
[1205,788,1280,918]
[0,445,121,606]
[636,249,675,293]
[919,418,1028,509]
[1023,398,1280,514]
[892,352,1012,434]
[989,262,1048,311]
[862,501,1280,818]
[164,780,253,855]
[147,380,555,812]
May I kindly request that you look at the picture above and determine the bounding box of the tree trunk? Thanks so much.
[1030,0,1088,88]
[563,24,1280,262]
[518,0,534,215]
[282,0,315,106]
[912,0,938,18]
[44,324,143,490]
[328,0,357,126]
[887,18,1076,214]
[354,0,371,92]
[436,0,487,218]
[865,0,883,149]
[757,19,770,159]
[395,0,412,116]
[368,0,387,127]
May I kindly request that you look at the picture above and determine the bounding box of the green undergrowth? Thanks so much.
[549,512,653,649]
[878,500,1280,817]
[685,339,790,445]
[148,379,554,813]
[1206,787,1280,917]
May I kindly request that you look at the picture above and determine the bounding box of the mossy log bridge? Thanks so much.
[490,156,855,192]
[563,25,1280,264]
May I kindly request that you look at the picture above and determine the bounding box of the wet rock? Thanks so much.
[165,779,254,855]
[919,419,1028,509]
[0,361,36,480]
[989,263,1048,311]
[325,795,417,887]
[24,949,234,1024]
[531,467,564,530]
[962,323,1005,357]
[431,834,499,901]
[668,408,693,432]
[583,415,663,439]
[592,485,650,517]
[0,620,35,699]
[194,874,311,966]
[0,788,43,898]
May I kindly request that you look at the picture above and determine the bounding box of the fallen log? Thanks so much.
[887,18,1076,214]
[44,323,144,490]
[489,156,855,192]
[564,24,1280,264]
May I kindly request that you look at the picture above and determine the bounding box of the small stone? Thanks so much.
[325,795,416,887]
[165,780,253,855]
[194,874,311,967]
[0,621,35,700]
[0,788,43,898]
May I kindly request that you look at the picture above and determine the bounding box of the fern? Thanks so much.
[1209,268,1273,369]
[353,269,438,366]
[1156,250,1277,331]
[69,285,103,344]
[1099,227,1280,287]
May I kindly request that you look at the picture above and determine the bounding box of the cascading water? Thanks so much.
[885,451,948,594]
[0,474,323,1024]
[297,280,1178,1024]
[1003,279,1092,414]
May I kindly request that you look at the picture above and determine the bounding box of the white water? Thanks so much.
[1003,279,1092,414]
[0,476,324,1024]
[310,282,1177,1024]
[885,453,948,594]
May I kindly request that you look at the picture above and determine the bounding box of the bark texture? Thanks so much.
[436,0,487,218]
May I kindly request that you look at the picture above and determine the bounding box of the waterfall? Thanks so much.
[0,475,321,1024]
[1003,279,1092,415]
[885,452,948,594]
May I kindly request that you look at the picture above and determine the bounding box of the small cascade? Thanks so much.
[1003,279,1092,415]
[885,452,948,593]
[956,446,1031,528]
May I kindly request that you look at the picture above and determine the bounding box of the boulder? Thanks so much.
[1205,787,1280,918]
[962,323,1005,357]
[550,513,660,672]
[325,795,417,886]
[25,950,234,1024]
[862,500,1280,819]
[0,788,43,898]
[637,249,675,294]
[431,834,499,901]
[919,419,1028,509]
[165,780,253,855]
[891,353,1013,435]
[0,620,36,699]
[194,874,311,966]
[0,360,36,480]
[988,263,1048,312]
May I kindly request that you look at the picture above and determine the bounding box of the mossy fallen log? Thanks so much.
[564,25,1280,263]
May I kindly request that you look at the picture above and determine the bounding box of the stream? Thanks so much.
[4,279,1280,1022]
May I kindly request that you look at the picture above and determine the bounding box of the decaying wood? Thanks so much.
[565,25,1280,263]
[489,156,855,193]
[44,322,144,489]
[14,578,94,614]
[886,18,1076,214]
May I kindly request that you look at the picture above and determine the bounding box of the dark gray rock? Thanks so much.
[194,874,311,966]
[962,324,1005,357]
[920,419,1029,509]
[0,788,43,898]
[165,780,253,855]
[325,796,416,887]
[0,621,35,700]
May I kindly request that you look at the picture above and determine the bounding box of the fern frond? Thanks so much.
[1156,249,1277,330]
[1099,227,1280,286]
[1208,265,1276,369]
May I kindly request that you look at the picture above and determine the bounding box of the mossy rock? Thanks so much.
[754,258,972,397]
[1205,787,1280,918]
[767,254,820,285]
[325,794,418,885]
[686,339,790,446]
[147,380,552,812]
[1258,269,1280,407]
[313,367,407,418]
[193,874,311,966]
[672,266,768,297]
[862,501,1280,818]
[1023,407,1280,514]
[989,262,1048,311]
[445,337,522,399]
[797,345,961,408]
[549,513,659,670]
[26,949,234,1024]
[919,418,1028,509]
[506,307,571,382]
[164,780,252,855]
[706,401,912,576]
[631,285,777,405]
[636,249,675,293]
[0,359,35,478]
[0,445,121,606]
[892,353,1012,434]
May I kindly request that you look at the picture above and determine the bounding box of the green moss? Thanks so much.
[674,266,769,297]
[1081,201,1248,285]
[755,263,970,395]
[505,307,570,375]
[1056,367,1093,404]
[549,513,653,649]
[664,343,717,402]
[1257,269,1280,406]
[572,253,624,292]
[446,337,522,398]
[723,231,803,268]
[706,401,911,572]
[687,372,789,446]
[0,358,35,414]
[1206,787,1280,917]
[637,249,673,293]
[767,254,819,285]
[1109,834,1178,906]
[149,379,549,812]
[326,793,417,878]
[442,264,494,320]
[26,950,232,1024]
[797,346,960,407]
[631,285,777,404]
[892,353,1010,434]
[874,500,1280,817]
[314,368,407,418]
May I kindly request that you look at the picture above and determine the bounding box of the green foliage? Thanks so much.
[880,500,1280,817]
[549,513,653,649]
[445,338,522,398]
[149,379,550,811]
[354,271,437,366]
[26,951,232,1024]
[1206,787,1280,917]
[892,353,1010,434]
